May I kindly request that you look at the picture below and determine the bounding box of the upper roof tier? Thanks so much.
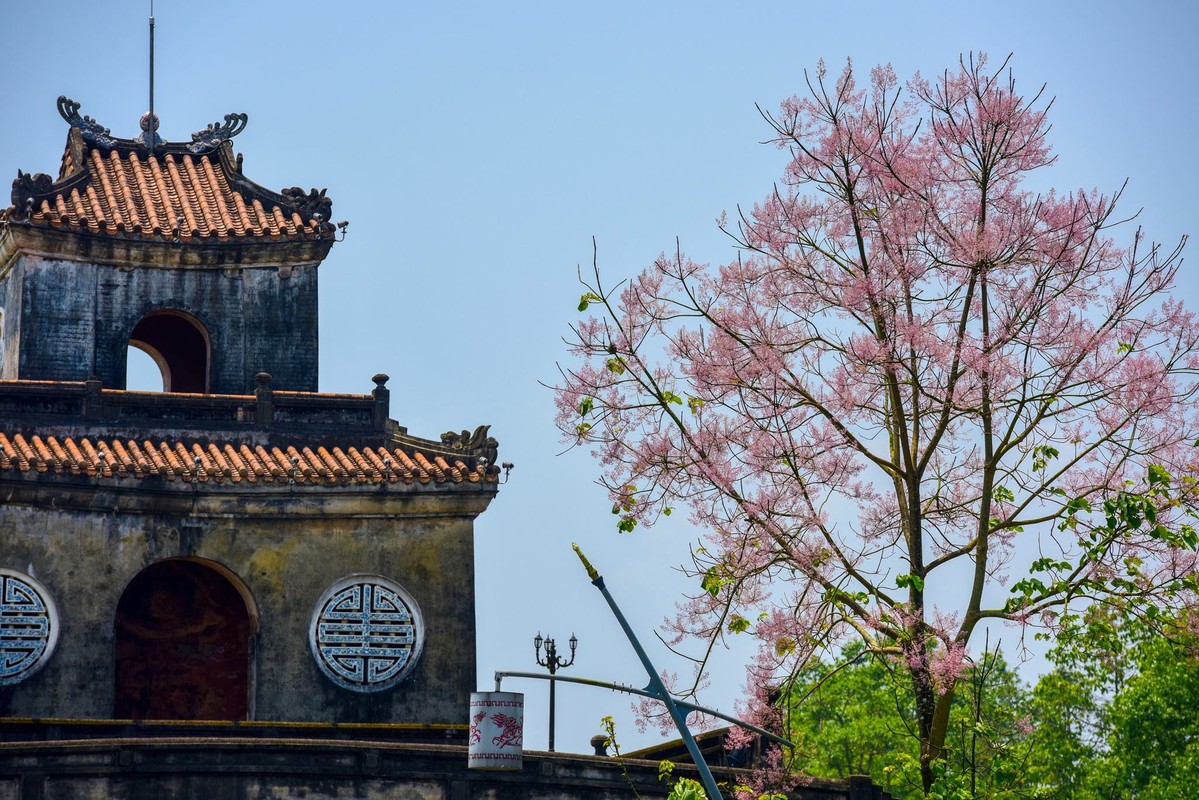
[2,97,338,247]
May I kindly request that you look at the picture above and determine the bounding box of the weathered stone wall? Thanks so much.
[0,734,887,800]
[0,262,17,379]
[13,256,95,384]
[7,254,319,393]
[0,481,484,724]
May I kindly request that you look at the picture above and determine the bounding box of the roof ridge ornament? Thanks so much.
[188,113,248,154]
[11,170,53,220]
[440,425,499,466]
[56,96,117,149]
[135,112,165,148]
[280,187,332,223]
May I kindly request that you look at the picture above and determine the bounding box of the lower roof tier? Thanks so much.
[0,379,500,489]
[0,431,490,487]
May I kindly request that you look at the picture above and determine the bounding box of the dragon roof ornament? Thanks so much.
[56,97,117,149]
[189,113,248,154]
[54,96,248,155]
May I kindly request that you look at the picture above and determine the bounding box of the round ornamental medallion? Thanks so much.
[308,575,424,692]
[0,569,59,686]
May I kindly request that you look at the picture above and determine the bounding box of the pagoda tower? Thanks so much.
[0,98,500,727]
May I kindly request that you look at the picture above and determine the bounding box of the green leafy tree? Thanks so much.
[1103,634,1199,798]
[1021,604,1199,799]
[780,642,1040,799]
[782,644,918,788]
[1024,669,1102,797]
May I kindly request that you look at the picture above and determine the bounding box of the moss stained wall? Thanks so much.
[7,254,319,393]
[0,482,486,724]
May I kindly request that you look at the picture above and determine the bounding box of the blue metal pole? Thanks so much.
[492,670,792,750]
[573,544,724,800]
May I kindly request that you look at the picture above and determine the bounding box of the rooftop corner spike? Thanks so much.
[188,113,248,154]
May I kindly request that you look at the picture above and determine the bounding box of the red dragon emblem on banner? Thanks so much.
[489,713,523,749]
[468,711,486,746]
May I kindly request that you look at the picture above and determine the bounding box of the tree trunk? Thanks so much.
[914,665,957,793]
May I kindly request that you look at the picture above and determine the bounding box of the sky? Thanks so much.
[2,0,1197,756]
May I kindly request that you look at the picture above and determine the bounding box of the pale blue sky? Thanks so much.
[2,1,1196,755]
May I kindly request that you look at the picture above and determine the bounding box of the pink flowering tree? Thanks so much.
[556,55,1199,792]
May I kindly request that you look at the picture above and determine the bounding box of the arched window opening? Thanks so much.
[114,558,256,721]
[128,310,210,393]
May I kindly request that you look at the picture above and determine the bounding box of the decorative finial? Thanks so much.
[572,543,600,582]
[136,112,164,148]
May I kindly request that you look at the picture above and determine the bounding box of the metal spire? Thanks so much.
[148,0,155,155]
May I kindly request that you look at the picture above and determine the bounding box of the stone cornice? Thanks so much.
[0,221,334,271]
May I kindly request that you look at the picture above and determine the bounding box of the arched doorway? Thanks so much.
[114,559,256,720]
[127,310,210,393]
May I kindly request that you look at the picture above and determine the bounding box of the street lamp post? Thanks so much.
[533,632,577,752]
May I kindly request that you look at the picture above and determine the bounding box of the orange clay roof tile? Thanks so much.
[3,121,332,243]
[0,429,496,487]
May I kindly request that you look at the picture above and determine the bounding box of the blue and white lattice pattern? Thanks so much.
[0,569,59,686]
[308,575,424,692]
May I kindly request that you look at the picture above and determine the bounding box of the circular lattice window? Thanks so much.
[308,574,424,692]
[0,569,60,686]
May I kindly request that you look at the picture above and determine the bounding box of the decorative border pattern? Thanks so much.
[308,574,424,692]
[0,568,59,686]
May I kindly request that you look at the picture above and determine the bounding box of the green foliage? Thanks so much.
[1022,617,1199,800]
[1009,464,1198,620]
[775,465,1197,797]
[601,715,644,800]
[1100,636,1199,797]
[779,630,1199,798]
[1030,445,1059,472]
[666,777,708,800]
[779,644,1039,799]
[925,646,1041,800]
[991,485,1015,503]
[780,647,918,794]
[701,565,726,598]
[611,487,639,533]
[1024,669,1100,797]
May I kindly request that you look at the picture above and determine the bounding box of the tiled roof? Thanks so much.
[0,432,493,488]
[3,106,334,244]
